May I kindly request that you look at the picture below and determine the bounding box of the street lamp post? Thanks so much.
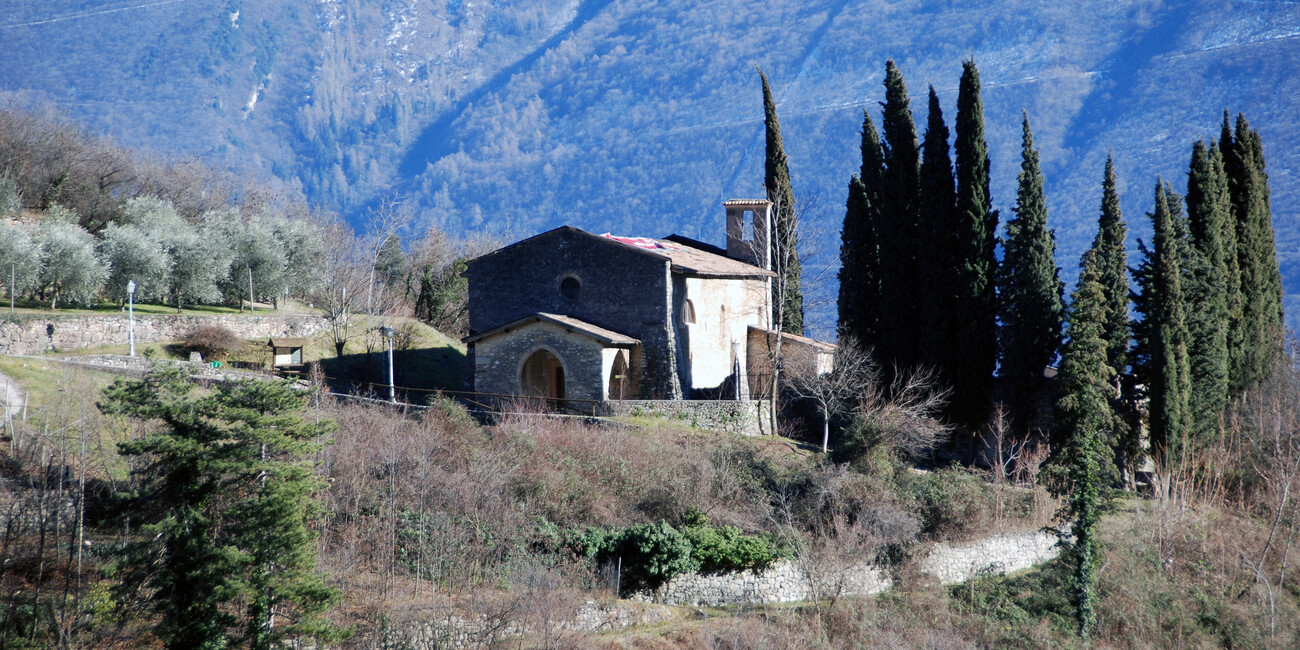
[380,326,395,403]
[127,280,136,357]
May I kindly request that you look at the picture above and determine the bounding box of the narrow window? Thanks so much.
[681,299,696,325]
[743,211,755,241]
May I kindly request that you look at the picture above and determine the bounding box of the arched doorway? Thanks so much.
[608,351,629,400]
[521,349,565,401]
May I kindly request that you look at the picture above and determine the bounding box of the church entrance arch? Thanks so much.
[521,349,566,401]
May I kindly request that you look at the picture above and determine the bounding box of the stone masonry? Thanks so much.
[0,314,327,356]
[600,399,773,436]
[641,531,1059,607]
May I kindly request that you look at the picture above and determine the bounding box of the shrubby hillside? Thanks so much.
[1,0,1297,334]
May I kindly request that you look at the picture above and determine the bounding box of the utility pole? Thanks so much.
[9,263,14,316]
[381,326,396,403]
[127,280,136,357]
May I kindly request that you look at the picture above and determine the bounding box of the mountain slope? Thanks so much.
[1,0,1297,336]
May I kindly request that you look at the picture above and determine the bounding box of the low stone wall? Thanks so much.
[919,531,1060,584]
[650,561,890,607]
[642,531,1058,607]
[600,399,772,436]
[0,313,327,356]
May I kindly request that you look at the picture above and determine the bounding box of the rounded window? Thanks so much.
[560,275,581,300]
[681,299,696,325]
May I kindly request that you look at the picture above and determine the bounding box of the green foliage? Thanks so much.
[758,68,803,335]
[837,111,885,346]
[38,216,108,308]
[1185,140,1236,428]
[682,509,782,575]
[875,59,923,373]
[101,223,171,302]
[99,369,348,649]
[1222,112,1285,390]
[560,514,782,591]
[948,556,1077,641]
[414,257,469,336]
[0,221,41,297]
[998,114,1064,432]
[1136,181,1192,461]
[917,85,958,382]
[948,58,999,427]
[897,467,1001,540]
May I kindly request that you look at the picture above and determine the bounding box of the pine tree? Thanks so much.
[759,68,804,335]
[877,59,923,371]
[1056,257,1113,639]
[1144,181,1192,462]
[917,85,958,375]
[101,369,349,649]
[950,58,999,427]
[999,114,1064,432]
[838,111,886,347]
[1224,112,1285,388]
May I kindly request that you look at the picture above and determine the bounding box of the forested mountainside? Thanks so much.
[1,0,1298,334]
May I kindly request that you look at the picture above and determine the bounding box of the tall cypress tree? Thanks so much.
[1056,257,1114,639]
[999,114,1064,432]
[877,59,923,372]
[759,68,804,335]
[1093,155,1130,381]
[1143,181,1192,462]
[1224,113,1285,388]
[917,85,958,373]
[950,58,998,427]
[1083,157,1135,480]
[838,112,886,348]
[1184,141,1233,442]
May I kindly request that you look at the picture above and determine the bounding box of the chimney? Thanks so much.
[724,199,772,270]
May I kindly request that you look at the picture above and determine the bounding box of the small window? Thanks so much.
[560,275,581,300]
[743,211,755,241]
[681,299,696,325]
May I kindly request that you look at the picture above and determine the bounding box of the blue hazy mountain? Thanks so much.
[1,0,1297,336]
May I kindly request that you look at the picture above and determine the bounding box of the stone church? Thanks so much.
[464,199,833,405]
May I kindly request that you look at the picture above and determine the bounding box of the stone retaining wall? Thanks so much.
[642,531,1058,607]
[600,399,772,436]
[0,313,327,355]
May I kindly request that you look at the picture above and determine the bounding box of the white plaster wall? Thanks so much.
[680,277,768,390]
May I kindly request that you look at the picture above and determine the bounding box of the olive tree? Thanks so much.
[38,217,107,308]
[101,223,171,302]
[0,222,41,300]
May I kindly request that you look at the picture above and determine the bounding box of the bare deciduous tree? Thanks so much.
[785,337,876,453]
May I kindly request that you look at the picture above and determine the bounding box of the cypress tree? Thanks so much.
[877,59,923,371]
[1056,257,1113,639]
[758,68,804,335]
[1144,181,1192,462]
[951,58,998,427]
[838,112,886,348]
[1184,141,1233,442]
[1093,155,1130,381]
[999,114,1064,432]
[1224,113,1285,388]
[917,85,958,373]
[1084,157,1135,480]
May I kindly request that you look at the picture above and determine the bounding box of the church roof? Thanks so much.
[598,232,774,278]
[463,312,640,347]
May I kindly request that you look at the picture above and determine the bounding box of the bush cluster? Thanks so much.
[180,324,244,360]
[555,511,784,592]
